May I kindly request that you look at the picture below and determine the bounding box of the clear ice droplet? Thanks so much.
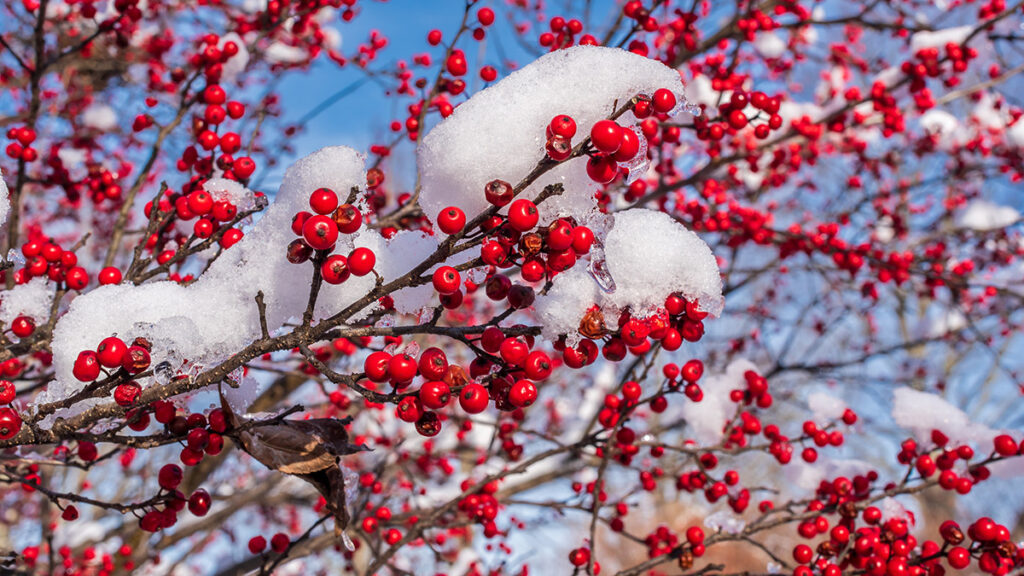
[154,361,173,385]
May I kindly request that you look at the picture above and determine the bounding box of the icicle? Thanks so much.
[588,238,617,294]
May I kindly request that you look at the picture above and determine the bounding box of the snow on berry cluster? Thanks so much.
[418,45,688,230]
[535,209,722,343]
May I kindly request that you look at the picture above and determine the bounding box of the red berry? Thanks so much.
[651,88,677,113]
[508,199,539,232]
[302,215,339,250]
[613,128,641,162]
[73,351,101,382]
[248,536,267,554]
[549,115,577,139]
[418,347,448,381]
[233,157,256,179]
[388,353,418,383]
[571,226,595,254]
[427,29,442,46]
[270,533,289,554]
[0,407,22,439]
[590,120,623,153]
[437,206,466,235]
[331,204,362,234]
[61,505,79,521]
[188,489,211,516]
[485,179,514,207]
[96,336,128,368]
[508,380,537,408]
[321,255,351,285]
[586,156,618,184]
[364,351,392,382]
[993,434,1018,457]
[459,383,489,414]
[114,382,141,407]
[11,316,34,338]
[65,266,89,290]
[187,191,213,215]
[419,381,451,409]
[348,247,375,276]
[432,266,461,295]
[0,380,14,404]
[309,187,339,215]
[158,464,183,491]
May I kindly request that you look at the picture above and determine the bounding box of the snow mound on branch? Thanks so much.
[49,147,387,413]
[82,104,118,132]
[891,387,996,446]
[203,177,253,205]
[808,391,847,427]
[957,199,1019,231]
[0,278,53,325]
[753,31,787,59]
[0,167,9,227]
[535,209,722,341]
[910,26,971,53]
[418,46,685,230]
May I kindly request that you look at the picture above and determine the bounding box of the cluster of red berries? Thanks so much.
[695,90,783,142]
[287,187,376,284]
[143,184,247,259]
[72,335,152,383]
[538,16,598,50]
[176,83,256,181]
[248,532,292,555]
[138,463,211,532]
[375,335,551,436]
[5,126,38,163]
[0,379,21,440]
[584,92,675,183]
[456,480,502,538]
[904,42,978,93]
[12,238,95,289]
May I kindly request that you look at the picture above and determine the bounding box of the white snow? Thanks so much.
[1008,120,1024,148]
[753,31,787,59]
[0,278,53,325]
[891,387,996,446]
[877,496,912,523]
[265,42,308,64]
[957,199,1020,231]
[919,109,961,150]
[82,103,118,132]
[704,510,746,534]
[0,166,9,228]
[910,26,971,53]
[219,32,250,82]
[807,391,847,427]
[678,359,755,446]
[203,177,253,206]
[535,208,722,341]
[417,46,687,230]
